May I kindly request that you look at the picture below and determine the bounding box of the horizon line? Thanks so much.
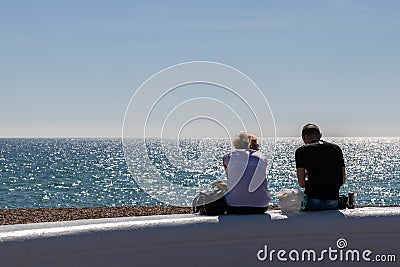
[1,135,399,139]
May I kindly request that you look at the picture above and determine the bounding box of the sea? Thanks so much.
[0,137,399,209]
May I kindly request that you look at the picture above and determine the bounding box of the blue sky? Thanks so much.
[1,0,399,137]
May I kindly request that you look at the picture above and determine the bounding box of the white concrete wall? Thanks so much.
[0,207,399,267]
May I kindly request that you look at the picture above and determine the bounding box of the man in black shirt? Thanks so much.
[295,124,346,211]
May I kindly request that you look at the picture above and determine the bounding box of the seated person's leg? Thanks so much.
[306,197,338,211]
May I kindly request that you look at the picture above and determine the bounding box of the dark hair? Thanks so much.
[302,123,321,137]
[249,137,259,151]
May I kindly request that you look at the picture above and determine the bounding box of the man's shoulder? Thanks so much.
[296,143,313,151]
[305,140,340,148]
[295,145,307,153]
[322,141,342,150]
[295,145,308,159]
[296,141,341,152]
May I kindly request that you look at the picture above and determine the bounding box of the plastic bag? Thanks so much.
[275,189,305,215]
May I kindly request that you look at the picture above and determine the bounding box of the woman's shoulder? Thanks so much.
[249,149,264,154]
[249,150,267,160]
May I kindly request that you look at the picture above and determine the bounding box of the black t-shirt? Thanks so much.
[295,140,345,200]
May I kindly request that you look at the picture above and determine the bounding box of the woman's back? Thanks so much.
[224,149,271,207]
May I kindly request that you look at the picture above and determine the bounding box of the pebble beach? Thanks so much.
[0,206,192,226]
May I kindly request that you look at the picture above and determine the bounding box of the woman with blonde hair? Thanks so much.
[212,132,271,214]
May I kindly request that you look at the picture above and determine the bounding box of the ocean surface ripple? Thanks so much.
[0,137,399,208]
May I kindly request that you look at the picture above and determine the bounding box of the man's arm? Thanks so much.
[296,168,306,188]
[342,167,346,185]
[337,146,346,185]
[295,148,306,188]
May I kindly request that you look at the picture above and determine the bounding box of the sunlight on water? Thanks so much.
[0,137,399,208]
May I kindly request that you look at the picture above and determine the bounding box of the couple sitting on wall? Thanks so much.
[212,123,346,214]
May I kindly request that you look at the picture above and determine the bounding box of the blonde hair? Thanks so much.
[232,131,256,149]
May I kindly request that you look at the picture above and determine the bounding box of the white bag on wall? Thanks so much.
[275,189,304,215]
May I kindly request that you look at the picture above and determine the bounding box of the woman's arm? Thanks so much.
[211,180,227,191]
[222,155,228,177]
[210,156,229,191]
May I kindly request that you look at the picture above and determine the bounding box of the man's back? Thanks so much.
[295,140,345,200]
